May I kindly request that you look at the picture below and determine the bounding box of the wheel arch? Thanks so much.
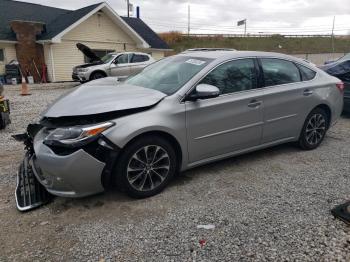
[313,104,332,129]
[89,70,107,80]
[119,130,183,173]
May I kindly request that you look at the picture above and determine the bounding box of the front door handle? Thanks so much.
[248,99,262,108]
[303,89,313,96]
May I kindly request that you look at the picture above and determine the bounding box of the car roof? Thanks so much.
[178,51,315,68]
[110,52,150,56]
[183,48,236,52]
[179,50,293,59]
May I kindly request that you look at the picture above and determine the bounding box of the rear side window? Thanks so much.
[131,54,149,63]
[298,64,316,81]
[261,58,301,87]
[200,58,257,94]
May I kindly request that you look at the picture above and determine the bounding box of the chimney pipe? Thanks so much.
[136,6,140,19]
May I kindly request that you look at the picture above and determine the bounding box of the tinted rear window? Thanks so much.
[131,54,149,63]
[298,64,316,81]
[261,58,301,87]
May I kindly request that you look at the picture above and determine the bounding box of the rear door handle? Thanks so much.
[248,100,262,108]
[303,89,313,96]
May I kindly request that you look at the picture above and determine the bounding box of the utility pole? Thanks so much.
[188,4,191,37]
[331,16,336,58]
[127,0,130,17]
[244,19,247,37]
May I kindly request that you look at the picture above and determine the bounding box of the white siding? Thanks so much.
[0,43,17,75]
[62,12,135,44]
[49,40,139,81]
[50,12,140,81]
[46,11,166,81]
[150,51,165,60]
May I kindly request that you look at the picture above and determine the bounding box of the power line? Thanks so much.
[150,22,350,34]
[142,17,350,31]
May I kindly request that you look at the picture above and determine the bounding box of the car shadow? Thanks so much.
[342,112,350,119]
[48,142,299,214]
[170,142,298,187]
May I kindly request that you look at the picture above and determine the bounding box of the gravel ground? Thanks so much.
[1,84,350,261]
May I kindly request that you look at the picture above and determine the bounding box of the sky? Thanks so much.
[19,0,350,35]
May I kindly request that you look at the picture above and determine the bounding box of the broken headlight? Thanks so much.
[43,122,114,148]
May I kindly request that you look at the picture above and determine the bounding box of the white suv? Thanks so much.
[72,51,155,82]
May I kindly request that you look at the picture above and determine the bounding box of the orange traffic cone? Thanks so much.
[20,76,31,96]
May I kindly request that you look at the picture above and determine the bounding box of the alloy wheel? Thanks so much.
[127,145,170,192]
[305,113,326,145]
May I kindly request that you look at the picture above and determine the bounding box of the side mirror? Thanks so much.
[187,84,220,101]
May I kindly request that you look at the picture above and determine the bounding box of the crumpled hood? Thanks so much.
[42,78,167,118]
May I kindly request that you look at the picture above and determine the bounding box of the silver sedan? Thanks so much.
[16,51,344,210]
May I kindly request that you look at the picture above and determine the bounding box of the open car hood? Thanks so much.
[42,78,167,119]
[76,43,101,62]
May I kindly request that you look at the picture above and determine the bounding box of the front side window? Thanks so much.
[115,54,129,64]
[0,49,4,62]
[261,58,301,87]
[298,64,316,81]
[200,59,257,94]
[125,56,213,95]
[131,54,149,63]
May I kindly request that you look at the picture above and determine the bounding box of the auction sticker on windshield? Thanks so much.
[186,59,207,66]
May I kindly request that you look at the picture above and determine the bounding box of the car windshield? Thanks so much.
[101,54,115,64]
[125,56,213,95]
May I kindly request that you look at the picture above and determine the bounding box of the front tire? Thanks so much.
[115,135,177,198]
[90,71,106,80]
[299,108,329,150]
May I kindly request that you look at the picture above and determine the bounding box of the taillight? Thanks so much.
[336,82,345,93]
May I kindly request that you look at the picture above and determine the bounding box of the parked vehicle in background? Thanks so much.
[319,53,350,113]
[72,43,155,82]
[16,51,344,211]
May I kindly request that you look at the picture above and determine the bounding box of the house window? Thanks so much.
[0,49,4,62]
[84,49,114,63]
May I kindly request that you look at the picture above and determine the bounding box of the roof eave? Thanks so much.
[36,39,53,44]
[146,48,173,52]
[49,2,150,49]
[0,40,17,44]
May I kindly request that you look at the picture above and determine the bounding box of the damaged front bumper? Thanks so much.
[33,129,106,197]
[14,124,120,211]
[16,151,52,211]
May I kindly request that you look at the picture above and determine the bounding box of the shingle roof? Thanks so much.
[0,0,170,50]
[0,0,69,41]
[38,3,102,40]
[121,17,171,50]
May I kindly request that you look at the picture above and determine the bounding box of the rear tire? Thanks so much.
[114,135,177,198]
[298,108,329,150]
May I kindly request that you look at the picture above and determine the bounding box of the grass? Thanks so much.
[160,32,350,54]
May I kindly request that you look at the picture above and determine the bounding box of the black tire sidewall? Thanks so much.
[299,108,328,150]
[91,72,105,80]
[115,136,177,198]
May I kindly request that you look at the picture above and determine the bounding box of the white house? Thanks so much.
[0,0,171,82]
